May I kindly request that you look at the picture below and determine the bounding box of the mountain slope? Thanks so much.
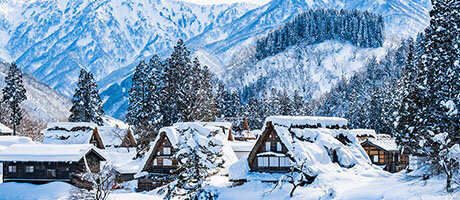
[0,62,71,123]
[100,0,431,118]
[188,0,430,71]
[0,0,256,96]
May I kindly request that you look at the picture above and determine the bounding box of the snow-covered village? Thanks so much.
[0,0,458,199]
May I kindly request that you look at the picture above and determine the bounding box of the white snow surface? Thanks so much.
[97,126,131,147]
[0,136,35,151]
[265,115,348,128]
[0,144,105,162]
[0,123,13,134]
[365,138,399,152]
[42,123,95,145]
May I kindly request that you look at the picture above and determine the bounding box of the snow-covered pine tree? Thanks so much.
[196,63,217,121]
[396,41,422,153]
[166,126,224,200]
[163,39,192,125]
[2,63,27,135]
[215,82,227,118]
[126,59,159,157]
[396,0,459,191]
[126,60,152,129]
[148,55,166,132]
[69,69,104,125]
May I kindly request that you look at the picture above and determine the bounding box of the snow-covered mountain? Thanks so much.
[0,62,71,123]
[0,0,256,96]
[0,0,432,119]
[100,0,431,118]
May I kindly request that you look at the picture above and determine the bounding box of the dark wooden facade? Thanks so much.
[137,132,178,191]
[247,122,292,172]
[361,141,409,173]
[1,150,105,183]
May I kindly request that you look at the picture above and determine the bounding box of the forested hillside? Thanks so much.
[255,9,384,60]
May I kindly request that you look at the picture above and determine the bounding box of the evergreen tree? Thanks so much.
[166,126,224,200]
[395,0,459,191]
[126,61,152,129]
[2,63,27,135]
[396,41,422,152]
[69,69,104,125]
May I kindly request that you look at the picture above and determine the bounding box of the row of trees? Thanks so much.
[126,40,217,155]
[255,9,384,60]
[395,0,459,192]
[314,0,459,191]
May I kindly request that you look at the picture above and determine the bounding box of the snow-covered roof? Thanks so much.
[102,116,129,129]
[140,122,238,173]
[0,123,13,134]
[0,144,105,162]
[103,148,140,174]
[230,141,256,152]
[350,129,377,138]
[265,116,348,128]
[0,136,35,151]
[230,116,370,181]
[46,122,98,131]
[97,126,130,147]
[42,127,93,145]
[363,138,399,152]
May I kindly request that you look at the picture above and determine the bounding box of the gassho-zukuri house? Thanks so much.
[0,144,106,183]
[42,122,137,149]
[136,122,238,191]
[229,116,373,182]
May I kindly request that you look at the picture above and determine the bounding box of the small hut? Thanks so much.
[361,137,409,172]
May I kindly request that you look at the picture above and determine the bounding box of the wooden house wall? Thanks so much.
[143,133,177,174]
[2,161,77,181]
[362,142,409,172]
[248,123,291,172]
[2,150,104,182]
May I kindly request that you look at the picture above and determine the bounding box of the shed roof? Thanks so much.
[0,144,106,162]
[0,123,13,134]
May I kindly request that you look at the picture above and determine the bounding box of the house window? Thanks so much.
[25,166,34,173]
[280,157,291,167]
[257,157,268,167]
[372,155,379,163]
[269,157,279,167]
[8,165,16,173]
[153,158,158,166]
[276,142,282,152]
[47,169,56,177]
[163,147,171,155]
[163,159,172,166]
[265,142,271,151]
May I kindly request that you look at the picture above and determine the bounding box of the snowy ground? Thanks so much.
[0,170,458,200]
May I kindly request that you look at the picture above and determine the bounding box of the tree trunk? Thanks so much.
[13,124,16,136]
[290,184,298,197]
[446,172,452,192]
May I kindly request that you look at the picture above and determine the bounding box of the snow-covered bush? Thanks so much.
[69,164,116,200]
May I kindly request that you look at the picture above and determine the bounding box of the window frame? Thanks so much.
[25,166,34,173]
[8,165,17,173]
